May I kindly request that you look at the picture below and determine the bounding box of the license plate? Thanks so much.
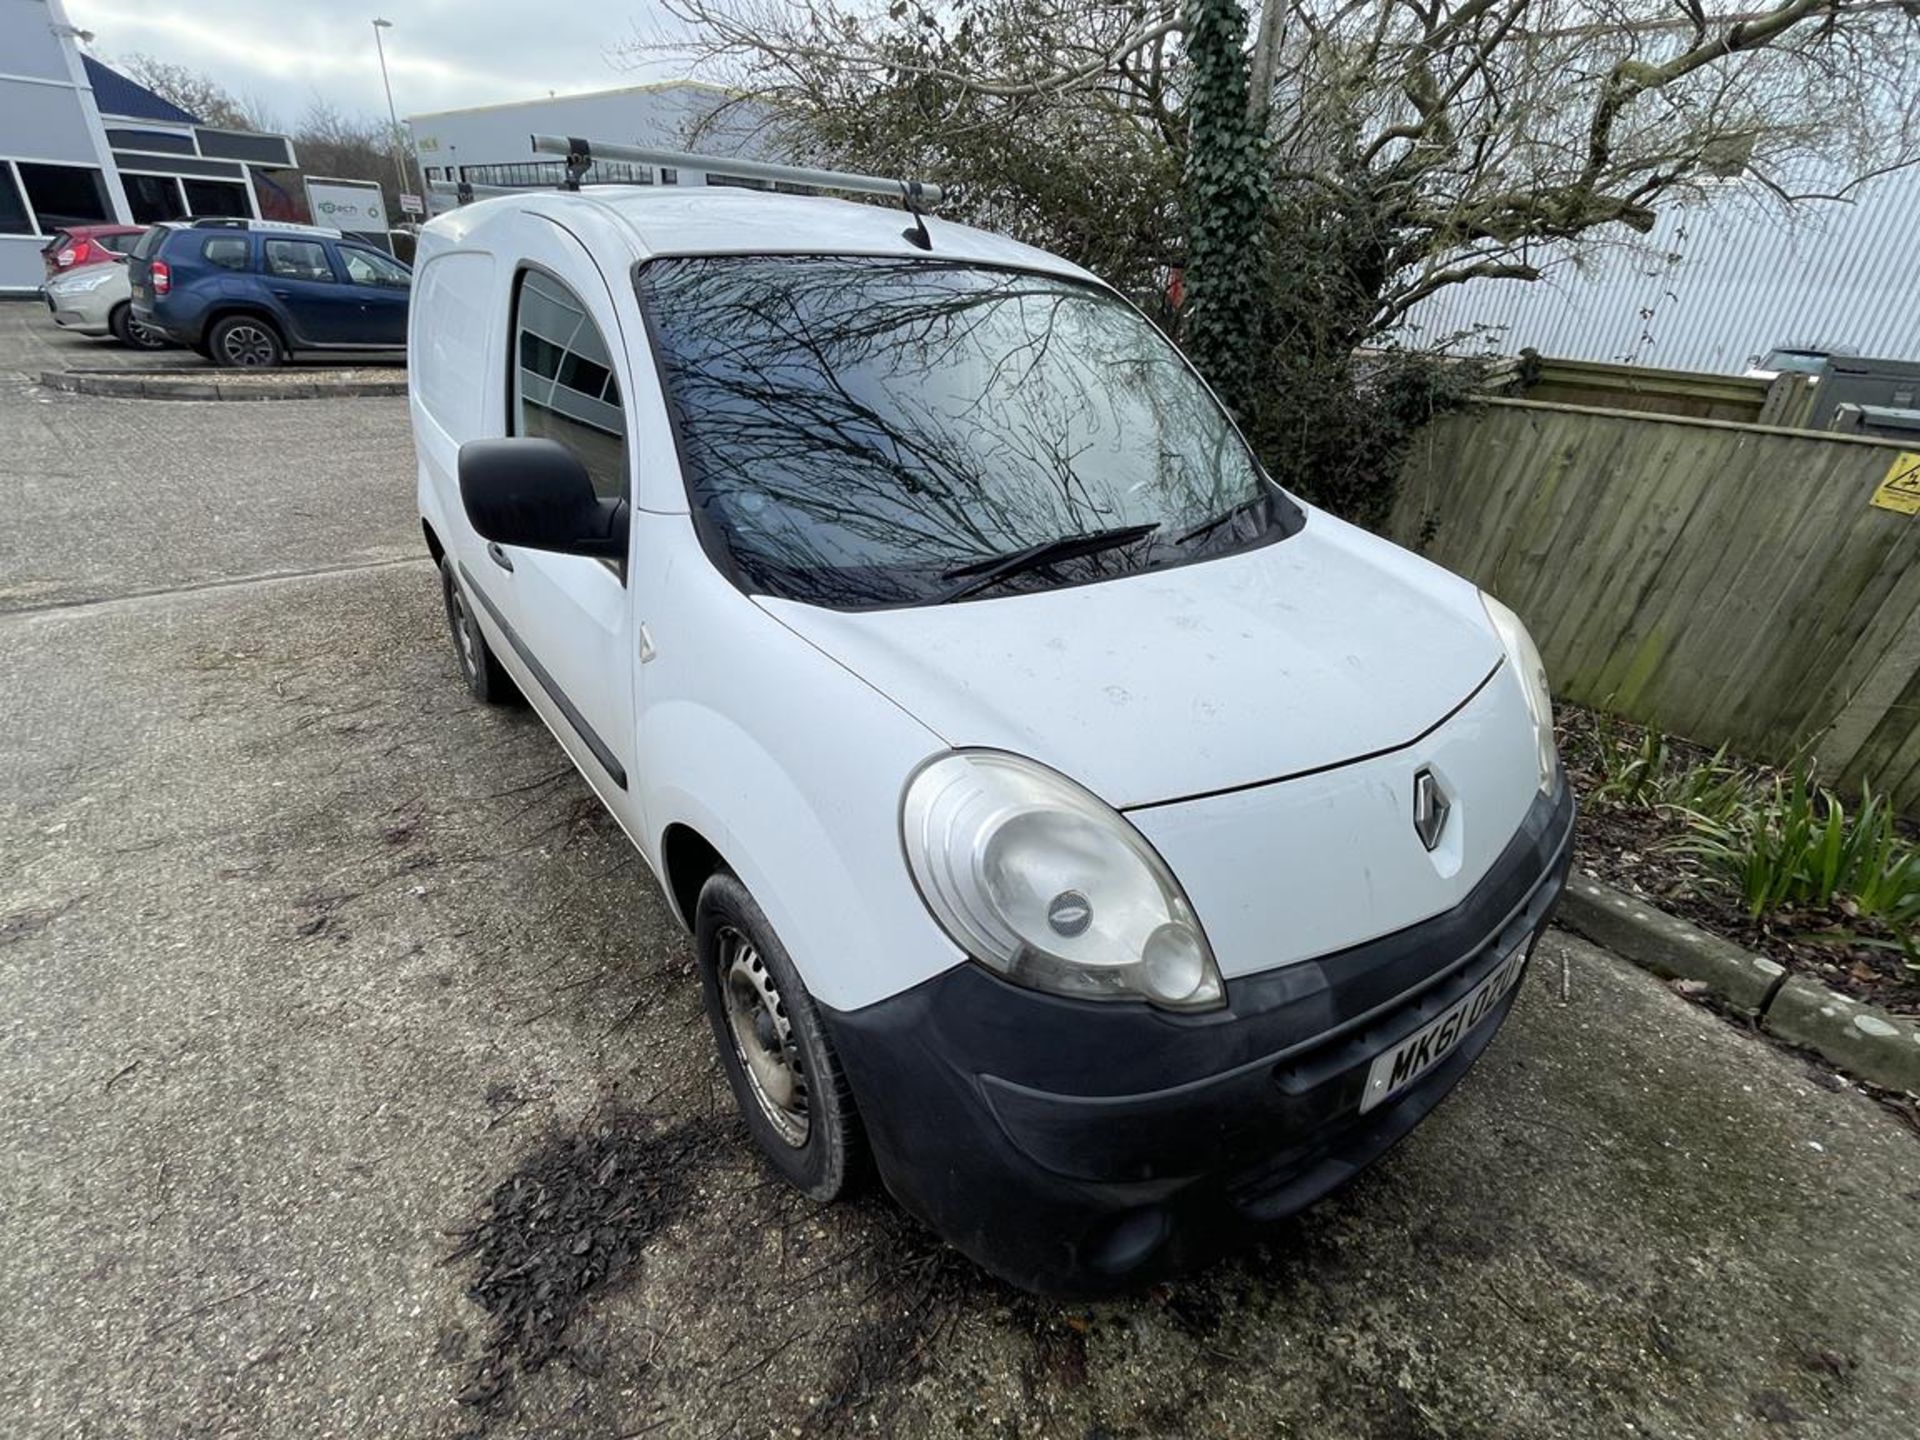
[1359,939,1533,1113]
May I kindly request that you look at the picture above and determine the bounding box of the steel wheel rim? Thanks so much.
[221,324,274,366]
[717,925,809,1147]
[447,582,478,677]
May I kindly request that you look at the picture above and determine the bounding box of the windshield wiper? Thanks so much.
[936,522,1160,603]
[1175,491,1273,547]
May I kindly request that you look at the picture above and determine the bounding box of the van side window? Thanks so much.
[511,269,627,502]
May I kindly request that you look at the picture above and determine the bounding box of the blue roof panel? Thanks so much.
[84,56,202,126]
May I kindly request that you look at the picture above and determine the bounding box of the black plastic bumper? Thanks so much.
[823,779,1575,1296]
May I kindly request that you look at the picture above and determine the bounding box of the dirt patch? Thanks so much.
[446,1102,729,1428]
[1559,706,1920,1015]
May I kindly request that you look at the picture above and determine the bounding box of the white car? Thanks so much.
[39,259,168,349]
[408,147,1572,1295]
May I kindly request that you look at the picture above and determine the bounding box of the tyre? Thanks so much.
[109,303,168,350]
[208,314,284,368]
[439,555,517,704]
[696,871,863,1201]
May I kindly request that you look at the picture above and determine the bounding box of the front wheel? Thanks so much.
[696,871,864,1201]
[208,314,284,368]
[439,555,516,704]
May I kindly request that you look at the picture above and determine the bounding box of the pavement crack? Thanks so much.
[0,556,431,620]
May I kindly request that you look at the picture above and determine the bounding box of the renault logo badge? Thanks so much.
[1413,768,1450,851]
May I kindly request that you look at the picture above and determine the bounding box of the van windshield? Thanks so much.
[637,256,1297,609]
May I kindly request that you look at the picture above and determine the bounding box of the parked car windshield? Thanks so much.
[637,256,1296,608]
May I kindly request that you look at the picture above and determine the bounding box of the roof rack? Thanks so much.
[189,217,342,237]
[527,134,943,209]
[431,141,946,249]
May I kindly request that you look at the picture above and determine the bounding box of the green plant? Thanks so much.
[1678,773,1920,955]
[1661,747,1752,829]
[1588,723,1672,809]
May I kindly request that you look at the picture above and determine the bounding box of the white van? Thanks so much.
[408,143,1572,1295]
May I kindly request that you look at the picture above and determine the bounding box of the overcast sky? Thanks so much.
[65,0,689,126]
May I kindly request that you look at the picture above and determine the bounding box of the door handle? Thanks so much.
[269,288,292,298]
[486,542,514,572]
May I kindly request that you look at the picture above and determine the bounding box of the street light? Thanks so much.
[370,18,424,220]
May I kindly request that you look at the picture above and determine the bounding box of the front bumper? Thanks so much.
[824,779,1574,1295]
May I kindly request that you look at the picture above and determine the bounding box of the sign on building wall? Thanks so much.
[302,177,388,234]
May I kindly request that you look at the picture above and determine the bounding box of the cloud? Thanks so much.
[66,0,682,124]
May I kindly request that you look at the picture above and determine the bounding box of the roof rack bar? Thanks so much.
[527,134,944,206]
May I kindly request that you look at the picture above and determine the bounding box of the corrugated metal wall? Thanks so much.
[1399,167,1920,374]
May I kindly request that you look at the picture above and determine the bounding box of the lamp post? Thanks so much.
[370,18,422,219]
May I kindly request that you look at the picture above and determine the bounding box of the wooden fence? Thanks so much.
[1390,397,1920,809]
[1479,354,1825,429]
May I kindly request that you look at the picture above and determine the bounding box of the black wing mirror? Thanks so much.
[458,438,627,560]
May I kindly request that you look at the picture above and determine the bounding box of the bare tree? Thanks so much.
[112,52,258,130]
[628,1,1920,518]
[643,2,1915,320]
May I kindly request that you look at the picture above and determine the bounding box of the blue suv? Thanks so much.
[129,218,411,368]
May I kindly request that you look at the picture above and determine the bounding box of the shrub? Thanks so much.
[1678,772,1920,956]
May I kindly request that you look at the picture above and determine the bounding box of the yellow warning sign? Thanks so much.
[1871,452,1920,514]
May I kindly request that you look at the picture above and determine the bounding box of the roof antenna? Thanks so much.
[900,179,932,250]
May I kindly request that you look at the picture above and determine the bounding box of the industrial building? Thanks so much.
[405,80,773,213]
[1402,165,1920,374]
[0,0,299,294]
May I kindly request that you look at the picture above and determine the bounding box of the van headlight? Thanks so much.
[901,751,1225,1011]
[1481,592,1558,793]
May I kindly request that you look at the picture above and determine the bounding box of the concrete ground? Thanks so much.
[3,301,1918,1439]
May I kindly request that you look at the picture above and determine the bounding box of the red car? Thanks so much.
[41,225,146,280]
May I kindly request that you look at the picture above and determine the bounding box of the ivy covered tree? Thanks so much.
[1180,0,1268,418]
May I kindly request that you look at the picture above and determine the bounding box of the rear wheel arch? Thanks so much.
[202,302,282,334]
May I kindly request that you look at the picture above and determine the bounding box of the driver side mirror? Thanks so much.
[458,438,628,560]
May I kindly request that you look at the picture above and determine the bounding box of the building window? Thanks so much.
[184,179,250,218]
[0,164,31,236]
[16,163,112,230]
[122,174,187,224]
[661,167,678,185]
[195,129,297,167]
[512,269,626,503]
[459,159,655,190]
[105,128,197,156]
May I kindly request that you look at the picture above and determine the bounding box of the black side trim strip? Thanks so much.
[1122,659,1505,813]
[457,562,629,790]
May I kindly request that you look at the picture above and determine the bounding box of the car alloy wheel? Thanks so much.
[716,924,810,1147]
[124,314,167,350]
[219,322,278,367]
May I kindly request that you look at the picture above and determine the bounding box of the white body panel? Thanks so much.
[760,512,1501,810]
[408,186,1546,1013]
[41,260,129,334]
[1131,663,1541,977]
